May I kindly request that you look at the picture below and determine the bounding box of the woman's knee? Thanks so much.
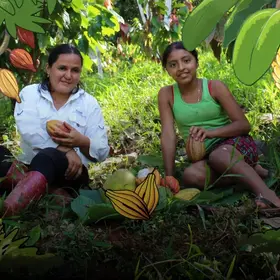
[183,162,207,188]
[209,145,239,165]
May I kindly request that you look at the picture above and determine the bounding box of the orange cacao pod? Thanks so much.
[9,48,36,72]
[46,120,70,136]
[17,27,35,49]
[160,176,180,194]
[185,136,206,162]
[0,69,20,103]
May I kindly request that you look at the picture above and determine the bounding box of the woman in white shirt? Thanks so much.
[0,44,110,216]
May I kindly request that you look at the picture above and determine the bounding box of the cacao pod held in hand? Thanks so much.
[46,120,70,137]
[185,136,206,162]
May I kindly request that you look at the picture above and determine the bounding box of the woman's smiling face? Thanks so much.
[47,53,82,95]
[165,48,198,84]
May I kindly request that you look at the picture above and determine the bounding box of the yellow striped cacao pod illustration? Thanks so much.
[0,69,21,103]
[9,48,36,72]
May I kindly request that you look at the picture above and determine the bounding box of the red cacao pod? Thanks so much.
[160,176,180,194]
[17,27,35,49]
[185,136,206,163]
[9,48,36,72]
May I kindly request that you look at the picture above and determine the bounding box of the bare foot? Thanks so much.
[255,189,280,209]
[254,164,269,179]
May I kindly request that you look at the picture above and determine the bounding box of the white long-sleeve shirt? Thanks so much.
[14,84,110,168]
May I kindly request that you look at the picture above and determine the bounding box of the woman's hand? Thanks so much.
[65,149,83,180]
[51,122,87,148]
[189,126,214,142]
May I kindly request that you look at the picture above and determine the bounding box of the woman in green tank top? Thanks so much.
[158,41,280,210]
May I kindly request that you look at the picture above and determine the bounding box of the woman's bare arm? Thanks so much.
[158,86,177,176]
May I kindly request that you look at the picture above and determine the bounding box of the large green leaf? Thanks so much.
[223,0,274,47]
[232,8,280,85]
[182,0,238,51]
[87,203,123,223]
[0,0,50,38]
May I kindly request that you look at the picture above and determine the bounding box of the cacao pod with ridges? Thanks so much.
[160,176,180,194]
[136,168,161,186]
[175,188,201,201]
[9,49,36,72]
[0,68,21,103]
[46,120,70,137]
[185,136,206,162]
[17,27,35,49]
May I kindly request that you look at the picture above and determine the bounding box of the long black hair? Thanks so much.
[40,44,83,94]
[161,41,198,68]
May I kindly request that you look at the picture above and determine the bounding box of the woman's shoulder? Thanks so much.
[158,85,173,99]
[19,83,42,100]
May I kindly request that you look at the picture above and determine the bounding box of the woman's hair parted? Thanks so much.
[161,41,198,68]
[40,44,83,93]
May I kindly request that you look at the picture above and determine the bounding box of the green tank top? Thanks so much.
[172,78,231,152]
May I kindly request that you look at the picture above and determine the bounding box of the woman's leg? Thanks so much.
[182,160,236,190]
[3,148,71,216]
[208,144,280,208]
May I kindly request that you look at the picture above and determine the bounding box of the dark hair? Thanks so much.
[40,44,83,94]
[161,41,198,68]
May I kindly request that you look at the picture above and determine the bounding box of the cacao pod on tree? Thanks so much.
[0,68,20,103]
[9,48,36,72]
[17,27,35,49]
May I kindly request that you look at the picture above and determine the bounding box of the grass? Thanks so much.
[1,48,280,279]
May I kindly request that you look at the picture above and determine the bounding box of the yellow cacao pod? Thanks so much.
[46,120,70,137]
[0,69,20,103]
[136,168,161,186]
[174,188,201,201]
[185,136,206,162]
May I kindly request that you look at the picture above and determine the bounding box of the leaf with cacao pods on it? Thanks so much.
[17,27,35,49]
[232,8,280,85]
[0,68,21,103]
[182,0,238,51]
[9,48,36,72]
